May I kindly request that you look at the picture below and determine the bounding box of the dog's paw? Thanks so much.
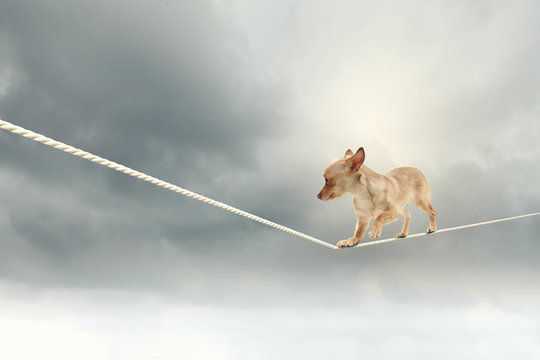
[396,232,408,238]
[336,238,359,248]
[368,229,381,239]
[427,225,437,234]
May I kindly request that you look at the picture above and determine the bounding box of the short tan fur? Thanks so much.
[317,148,437,247]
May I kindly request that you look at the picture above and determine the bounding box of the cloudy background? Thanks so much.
[1,0,540,358]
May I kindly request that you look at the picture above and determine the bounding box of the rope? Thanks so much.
[0,118,338,249]
[1,118,539,250]
[355,212,540,248]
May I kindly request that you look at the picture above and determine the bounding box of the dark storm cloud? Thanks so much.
[0,0,288,182]
[2,3,540,359]
[1,0,540,315]
[0,0,289,196]
[0,0,296,289]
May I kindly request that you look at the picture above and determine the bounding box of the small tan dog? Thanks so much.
[317,148,437,247]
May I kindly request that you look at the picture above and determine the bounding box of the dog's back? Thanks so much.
[386,167,431,204]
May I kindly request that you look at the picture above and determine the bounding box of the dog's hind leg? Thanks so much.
[369,209,398,239]
[415,199,437,233]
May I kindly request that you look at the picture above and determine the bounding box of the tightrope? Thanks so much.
[1,118,539,250]
[0,119,337,249]
[355,212,540,248]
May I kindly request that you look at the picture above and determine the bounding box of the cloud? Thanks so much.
[0,5,309,299]
[1,280,539,360]
[1,2,540,357]
[0,0,290,182]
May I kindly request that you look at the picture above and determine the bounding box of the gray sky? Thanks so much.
[1,0,540,358]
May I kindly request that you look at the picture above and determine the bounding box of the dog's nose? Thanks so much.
[317,193,321,199]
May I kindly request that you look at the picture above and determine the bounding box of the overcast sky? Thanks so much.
[1,0,540,359]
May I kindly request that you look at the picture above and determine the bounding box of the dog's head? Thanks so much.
[317,147,365,201]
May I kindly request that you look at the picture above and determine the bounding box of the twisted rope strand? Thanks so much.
[0,119,337,249]
[355,212,540,247]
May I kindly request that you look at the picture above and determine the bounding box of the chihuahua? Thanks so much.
[317,148,437,247]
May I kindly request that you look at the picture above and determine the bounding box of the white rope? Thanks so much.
[0,118,338,249]
[1,118,539,250]
[356,212,540,248]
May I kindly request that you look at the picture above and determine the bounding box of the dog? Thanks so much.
[317,148,437,247]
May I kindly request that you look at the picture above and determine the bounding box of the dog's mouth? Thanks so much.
[318,193,336,201]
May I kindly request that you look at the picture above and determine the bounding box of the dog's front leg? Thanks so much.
[337,218,370,247]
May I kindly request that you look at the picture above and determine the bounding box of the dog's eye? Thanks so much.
[325,178,329,184]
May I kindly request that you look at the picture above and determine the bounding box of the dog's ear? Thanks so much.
[345,149,354,157]
[347,147,365,172]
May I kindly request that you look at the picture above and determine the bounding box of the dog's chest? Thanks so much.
[352,192,374,216]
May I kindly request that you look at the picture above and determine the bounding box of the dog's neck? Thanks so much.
[357,165,382,179]
[352,165,387,195]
